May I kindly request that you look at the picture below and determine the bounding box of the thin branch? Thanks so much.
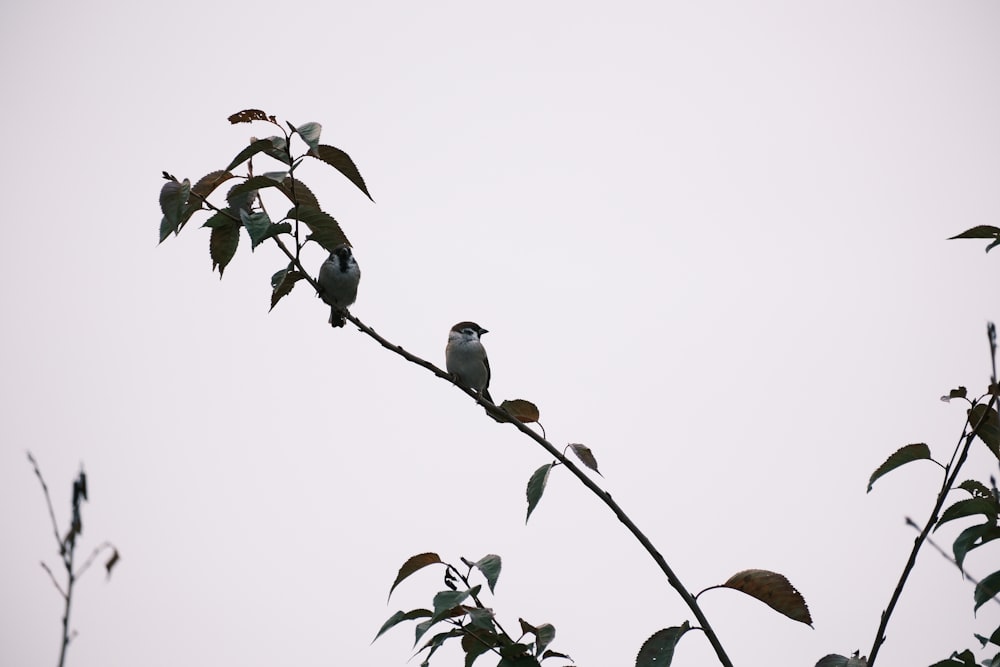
[27,452,63,554]
[74,541,113,580]
[868,323,998,666]
[339,311,734,667]
[40,561,67,600]
[903,516,1000,607]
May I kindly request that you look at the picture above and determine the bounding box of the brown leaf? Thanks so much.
[500,399,539,423]
[720,569,813,626]
[388,552,442,600]
[228,109,272,124]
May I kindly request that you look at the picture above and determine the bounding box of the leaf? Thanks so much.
[568,443,601,476]
[276,177,319,208]
[181,170,235,230]
[373,608,432,641]
[867,443,932,492]
[526,464,552,523]
[635,622,690,667]
[227,175,285,212]
[541,650,572,661]
[158,178,191,239]
[949,225,1000,240]
[209,221,240,277]
[418,628,464,666]
[959,480,994,499]
[497,657,542,667]
[938,497,1000,530]
[224,137,289,172]
[815,654,868,667]
[465,606,496,631]
[970,404,1000,460]
[270,269,304,311]
[308,144,374,201]
[430,586,479,623]
[287,205,350,251]
[975,570,1000,612]
[500,399,540,423]
[720,569,813,626]
[389,552,442,600]
[472,554,501,594]
[929,649,978,666]
[953,523,1000,570]
[295,122,322,151]
[228,109,274,124]
[104,548,119,578]
[942,386,969,402]
[239,209,273,250]
[533,623,556,657]
[462,627,498,667]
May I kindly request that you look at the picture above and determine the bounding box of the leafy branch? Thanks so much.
[28,452,119,667]
[160,109,817,667]
[863,324,1000,667]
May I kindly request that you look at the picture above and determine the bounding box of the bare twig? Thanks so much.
[27,452,63,554]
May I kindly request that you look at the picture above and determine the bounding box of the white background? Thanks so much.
[1,2,999,666]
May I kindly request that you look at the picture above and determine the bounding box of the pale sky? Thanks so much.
[1,2,999,666]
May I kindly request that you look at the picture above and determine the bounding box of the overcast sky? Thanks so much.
[2,2,999,666]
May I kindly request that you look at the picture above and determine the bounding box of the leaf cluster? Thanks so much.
[158,109,372,312]
[376,553,571,667]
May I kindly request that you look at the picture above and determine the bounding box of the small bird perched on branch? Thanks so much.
[318,244,360,327]
[445,321,493,403]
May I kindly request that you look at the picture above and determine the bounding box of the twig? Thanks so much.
[74,541,113,580]
[27,452,63,554]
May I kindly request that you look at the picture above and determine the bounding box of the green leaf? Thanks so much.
[430,586,479,623]
[976,570,1000,612]
[225,137,288,172]
[949,225,1000,240]
[953,523,1000,570]
[239,209,273,250]
[158,178,191,238]
[227,175,285,213]
[209,221,240,277]
[307,144,374,201]
[867,443,932,492]
[635,622,690,667]
[295,122,322,151]
[270,269,304,311]
[418,629,463,666]
[815,654,868,667]
[373,608,432,642]
[533,623,555,657]
[497,657,541,667]
[959,479,995,499]
[276,177,319,208]
[970,404,1000,460]
[937,497,999,530]
[465,606,496,631]
[526,464,552,523]
[461,627,498,667]
[287,205,350,251]
[568,443,601,476]
[472,554,501,594]
[928,650,977,667]
[719,569,813,626]
[389,553,442,600]
[181,170,235,231]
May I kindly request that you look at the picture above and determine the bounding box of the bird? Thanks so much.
[317,244,360,327]
[445,321,494,403]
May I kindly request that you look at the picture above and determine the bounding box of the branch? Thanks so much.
[27,452,63,555]
[868,323,998,666]
[74,541,114,580]
[339,311,734,667]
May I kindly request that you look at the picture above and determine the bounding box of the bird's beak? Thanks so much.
[481,329,489,335]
